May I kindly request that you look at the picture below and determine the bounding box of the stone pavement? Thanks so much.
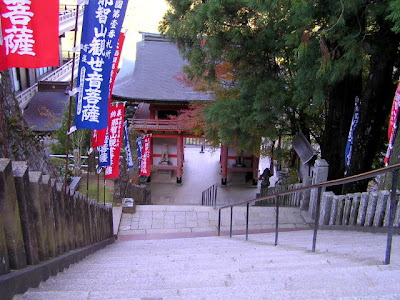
[148,146,278,206]
[117,205,310,240]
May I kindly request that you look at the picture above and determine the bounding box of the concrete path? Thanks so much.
[118,205,310,240]
[148,146,277,206]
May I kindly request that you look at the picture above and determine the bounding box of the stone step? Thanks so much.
[19,288,400,300]
[16,230,400,299]
[34,265,400,292]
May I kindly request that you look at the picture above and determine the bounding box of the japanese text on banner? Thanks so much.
[0,0,59,71]
[124,121,134,168]
[140,135,151,176]
[75,0,128,130]
[105,104,125,179]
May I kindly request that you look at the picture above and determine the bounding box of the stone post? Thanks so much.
[50,179,61,256]
[56,182,69,253]
[12,161,39,265]
[0,217,10,275]
[319,191,334,226]
[309,159,329,218]
[29,171,48,261]
[300,176,312,211]
[0,159,27,269]
[41,175,56,258]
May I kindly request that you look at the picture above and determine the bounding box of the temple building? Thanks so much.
[113,33,260,185]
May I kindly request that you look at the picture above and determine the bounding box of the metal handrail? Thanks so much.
[218,162,400,264]
[201,183,217,208]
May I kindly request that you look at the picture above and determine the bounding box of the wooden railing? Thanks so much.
[131,119,189,131]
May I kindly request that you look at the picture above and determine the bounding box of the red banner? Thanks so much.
[91,129,107,149]
[91,33,125,148]
[0,0,59,71]
[105,104,125,179]
[109,32,125,99]
[140,135,151,176]
[385,82,400,165]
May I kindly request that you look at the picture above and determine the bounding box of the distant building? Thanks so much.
[113,33,260,185]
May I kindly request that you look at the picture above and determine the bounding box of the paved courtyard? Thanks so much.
[147,145,277,206]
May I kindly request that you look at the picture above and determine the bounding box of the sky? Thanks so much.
[116,0,169,81]
[60,0,169,81]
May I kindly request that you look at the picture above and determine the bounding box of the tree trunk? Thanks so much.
[343,21,399,193]
[320,74,362,194]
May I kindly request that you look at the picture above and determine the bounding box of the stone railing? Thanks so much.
[17,55,79,110]
[319,190,400,228]
[256,182,305,207]
[257,179,400,230]
[0,159,113,278]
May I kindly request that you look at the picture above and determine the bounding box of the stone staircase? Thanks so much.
[14,230,400,299]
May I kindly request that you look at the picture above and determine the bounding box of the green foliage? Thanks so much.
[161,0,400,179]
[51,102,90,156]
[388,0,400,33]
[80,182,113,204]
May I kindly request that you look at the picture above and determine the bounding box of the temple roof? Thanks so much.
[24,81,69,132]
[113,33,214,103]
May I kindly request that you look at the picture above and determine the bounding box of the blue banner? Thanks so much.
[98,130,111,167]
[136,137,142,170]
[124,121,134,168]
[74,0,129,130]
[345,97,360,175]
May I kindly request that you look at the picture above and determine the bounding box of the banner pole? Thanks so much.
[63,4,81,195]
[97,166,100,203]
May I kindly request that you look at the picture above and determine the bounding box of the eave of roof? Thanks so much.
[113,35,214,103]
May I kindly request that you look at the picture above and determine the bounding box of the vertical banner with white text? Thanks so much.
[136,136,142,170]
[98,130,111,167]
[75,0,128,130]
[140,134,151,176]
[385,82,400,166]
[105,104,125,179]
[91,32,126,146]
[344,97,360,175]
[124,121,134,168]
[0,0,60,71]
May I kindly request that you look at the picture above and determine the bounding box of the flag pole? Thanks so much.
[64,4,81,196]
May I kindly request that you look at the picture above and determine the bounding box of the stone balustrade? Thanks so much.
[0,159,113,276]
[319,190,400,228]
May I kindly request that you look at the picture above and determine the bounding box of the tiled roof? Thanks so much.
[24,82,69,132]
[113,34,214,102]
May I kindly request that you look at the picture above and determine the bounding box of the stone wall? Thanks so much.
[0,159,113,276]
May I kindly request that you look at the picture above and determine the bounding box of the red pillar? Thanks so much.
[221,144,228,185]
[252,155,260,186]
[177,135,184,184]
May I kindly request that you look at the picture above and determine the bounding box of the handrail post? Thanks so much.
[275,195,279,246]
[230,206,233,238]
[385,169,399,264]
[246,203,249,241]
[312,187,323,252]
[214,184,217,209]
[218,209,221,236]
